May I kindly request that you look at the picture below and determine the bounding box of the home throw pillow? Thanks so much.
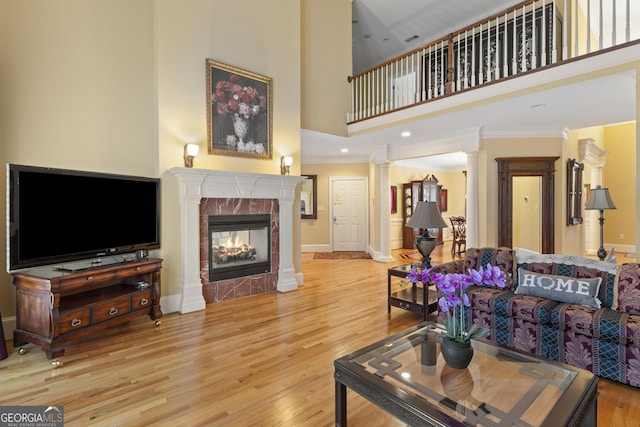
[514,268,602,308]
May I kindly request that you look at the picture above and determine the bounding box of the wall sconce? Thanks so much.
[184,144,199,168]
[280,155,293,175]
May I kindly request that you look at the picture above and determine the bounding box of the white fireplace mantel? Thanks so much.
[168,167,303,313]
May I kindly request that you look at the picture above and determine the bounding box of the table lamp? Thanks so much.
[405,201,448,268]
[585,185,616,261]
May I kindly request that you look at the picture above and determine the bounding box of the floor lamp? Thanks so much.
[405,201,448,268]
[585,185,616,261]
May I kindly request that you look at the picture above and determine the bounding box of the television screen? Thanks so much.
[7,164,161,271]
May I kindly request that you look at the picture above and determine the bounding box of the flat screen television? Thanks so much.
[7,164,161,271]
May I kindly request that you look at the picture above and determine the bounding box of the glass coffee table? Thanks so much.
[334,322,598,426]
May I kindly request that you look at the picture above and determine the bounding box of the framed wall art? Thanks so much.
[206,59,273,159]
[440,188,448,212]
[566,158,584,225]
[390,186,397,214]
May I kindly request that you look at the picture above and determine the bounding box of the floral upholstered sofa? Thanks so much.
[434,247,640,387]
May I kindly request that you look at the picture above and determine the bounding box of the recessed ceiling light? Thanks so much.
[341,148,349,153]
[401,131,411,137]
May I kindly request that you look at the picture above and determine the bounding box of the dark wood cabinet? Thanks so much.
[422,174,443,246]
[13,258,163,359]
[402,175,444,249]
[402,181,424,249]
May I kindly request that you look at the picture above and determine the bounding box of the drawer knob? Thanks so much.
[140,298,149,305]
[135,266,141,271]
[87,276,93,281]
[71,318,82,327]
[109,307,119,316]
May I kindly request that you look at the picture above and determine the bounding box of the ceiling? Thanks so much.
[300,0,637,169]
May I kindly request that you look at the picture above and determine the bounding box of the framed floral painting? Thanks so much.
[206,59,273,159]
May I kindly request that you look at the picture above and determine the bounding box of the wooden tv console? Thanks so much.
[13,258,163,360]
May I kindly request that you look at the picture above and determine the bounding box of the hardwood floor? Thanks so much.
[0,243,638,426]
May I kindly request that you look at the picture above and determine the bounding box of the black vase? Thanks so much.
[440,337,474,369]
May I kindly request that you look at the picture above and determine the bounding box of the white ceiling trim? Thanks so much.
[377,126,481,163]
[480,127,569,139]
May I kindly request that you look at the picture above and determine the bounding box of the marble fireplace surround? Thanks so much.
[169,167,303,313]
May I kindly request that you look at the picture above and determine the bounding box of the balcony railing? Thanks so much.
[348,0,639,123]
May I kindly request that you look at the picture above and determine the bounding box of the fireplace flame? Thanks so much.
[224,234,242,248]
[213,232,257,264]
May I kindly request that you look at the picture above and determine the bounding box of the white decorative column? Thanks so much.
[377,161,394,262]
[579,139,608,256]
[465,150,479,248]
[277,182,299,292]
[174,172,207,313]
[169,168,303,313]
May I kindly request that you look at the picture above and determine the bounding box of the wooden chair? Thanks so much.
[450,216,466,255]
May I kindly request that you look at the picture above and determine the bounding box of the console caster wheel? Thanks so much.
[155,320,162,327]
[51,360,62,369]
[18,347,28,355]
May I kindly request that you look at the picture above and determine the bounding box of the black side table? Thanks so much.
[387,263,438,321]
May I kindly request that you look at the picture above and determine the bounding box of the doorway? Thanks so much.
[496,157,559,253]
[330,177,368,251]
[512,176,542,252]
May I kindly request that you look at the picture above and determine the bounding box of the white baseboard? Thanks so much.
[160,294,181,315]
[295,272,304,286]
[2,315,15,341]
[586,244,636,258]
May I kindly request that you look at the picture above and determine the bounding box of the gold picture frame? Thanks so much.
[206,59,273,159]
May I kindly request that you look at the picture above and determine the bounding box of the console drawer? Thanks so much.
[91,296,130,323]
[59,308,90,334]
[132,290,153,310]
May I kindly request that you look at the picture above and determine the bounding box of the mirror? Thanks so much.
[566,158,584,225]
[496,157,559,253]
[301,175,317,219]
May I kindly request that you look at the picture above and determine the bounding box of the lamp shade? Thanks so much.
[185,143,199,156]
[406,201,448,229]
[585,185,616,210]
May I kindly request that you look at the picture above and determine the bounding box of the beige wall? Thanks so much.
[300,163,369,246]
[0,0,157,317]
[156,0,301,176]
[301,0,351,137]
[603,122,636,248]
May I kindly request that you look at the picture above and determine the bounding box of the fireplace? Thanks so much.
[209,214,271,280]
[169,167,303,313]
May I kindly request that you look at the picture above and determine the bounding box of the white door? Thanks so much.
[331,177,368,251]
